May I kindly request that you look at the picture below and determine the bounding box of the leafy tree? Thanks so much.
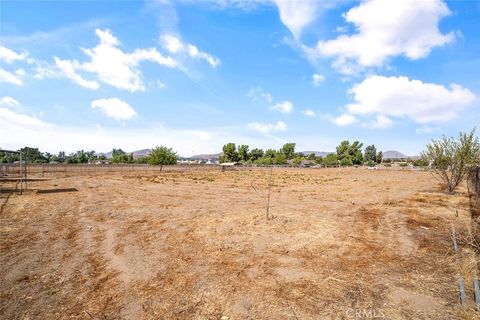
[422,129,480,194]
[111,149,133,163]
[323,153,338,167]
[237,144,250,162]
[221,143,238,163]
[273,152,287,165]
[377,151,383,164]
[315,156,323,165]
[148,146,178,165]
[340,156,353,167]
[0,151,19,163]
[280,143,296,160]
[336,140,363,165]
[307,153,316,160]
[264,149,276,159]
[364,145,377,163]
[292,157,303,166]
[20,147,45,163]
[249,148,264,161]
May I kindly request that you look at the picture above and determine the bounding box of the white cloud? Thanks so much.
[270,100,293,114]
[248,121,287,134]
[274,0,321,39]
[54,57,100,89]
[345,75,475,123]
[308,0,455,74]
[370,115,393,129]
[0,46,28,64]
[303,109,316,117]
[247,87,273,103]
[0,68,24,85]
[91,98,138,121]
[312,73,325,86]
[0,107,49,128]
[161,34,220,67]
[331,113,358,126]
[55,28,178,92]
[0,97,20,108]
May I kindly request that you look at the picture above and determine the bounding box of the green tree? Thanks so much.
[376,151,383,164]
[264,149,276,159]
[323,153,338,167]
[221,143,238,163]
[20,147,45,163]
[249,148,264,161]
[237,144,250,162]
[148,146,178,165]
[280,143,296,160]
[422,128,480,194]
[336,140,363,165]
[307,153,316,160]
[364,145,377,163]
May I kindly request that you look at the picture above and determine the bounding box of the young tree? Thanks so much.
[148,146,178,165]
[237,144,250,162]
[307,153,316,160]
[422,129,480,194]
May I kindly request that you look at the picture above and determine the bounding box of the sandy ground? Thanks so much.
[0,168,478,319]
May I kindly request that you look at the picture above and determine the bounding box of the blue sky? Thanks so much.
[1,0,479,156]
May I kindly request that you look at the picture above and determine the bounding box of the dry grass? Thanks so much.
[1,168,479,319]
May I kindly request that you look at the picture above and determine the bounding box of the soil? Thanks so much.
[1,168,478,319]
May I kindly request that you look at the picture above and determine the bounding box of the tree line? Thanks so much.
[219,141,384,167]
[0,146,178,166]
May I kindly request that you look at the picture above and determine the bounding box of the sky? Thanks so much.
[0,0,479,157]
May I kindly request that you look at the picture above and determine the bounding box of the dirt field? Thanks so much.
[1,168,479,319]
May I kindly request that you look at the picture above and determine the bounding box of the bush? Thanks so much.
[365,160,376,167]
[422,129,480,194]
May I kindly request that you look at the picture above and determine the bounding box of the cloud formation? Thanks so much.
[161,34,220,67]
[248,120,287,134]
[91,98,138,121]
[55,29,177,92]
[345,75,475,124]
[305,0,455,74]
[270,100,293,114]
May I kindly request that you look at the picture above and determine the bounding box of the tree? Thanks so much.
[238,144,250,162]
[422,129,480,194]
[221,143,238,163]
[249,148,264,161]
[307,153,316,160]
[377,151,383,164]
[323,153,338,167]
[148,146,178,166]
[336,140,363,165]
[364,145,377,163]
[264,149,276,159]
[111,149,133,163]
[20,147,45,163]
[280,143,296,160]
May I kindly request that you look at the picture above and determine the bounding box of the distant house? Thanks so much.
[90,159,111,165]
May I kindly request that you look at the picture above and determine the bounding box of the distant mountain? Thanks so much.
[299,151,332,157]
[188,153,221,160]
[98,149,151,159]
[131,149,151,159]
[382,150,408,160]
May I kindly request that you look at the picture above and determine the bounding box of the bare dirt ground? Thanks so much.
[1,168,479,319]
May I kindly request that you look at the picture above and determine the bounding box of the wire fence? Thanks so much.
[0,162,430,178]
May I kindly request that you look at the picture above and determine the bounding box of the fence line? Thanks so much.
[0,163,429,178]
